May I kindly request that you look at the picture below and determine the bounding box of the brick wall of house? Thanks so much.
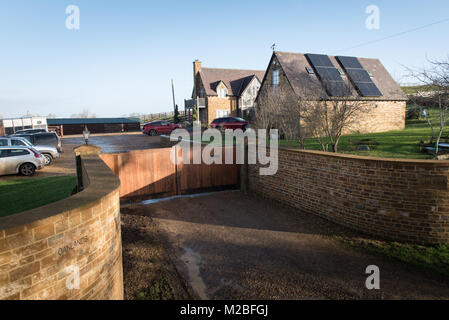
[349,100,406,133]
[249,148,449,244]
[207,96,235,124]
[0,148,123,300]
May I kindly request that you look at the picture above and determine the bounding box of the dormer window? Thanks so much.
[272,69,280,86]
[218,87,227,98]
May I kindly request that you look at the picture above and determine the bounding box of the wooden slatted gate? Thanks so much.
[100,147,240,202]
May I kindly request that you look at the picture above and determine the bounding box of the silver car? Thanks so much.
[0,146,45,176]
[0,137,59,166]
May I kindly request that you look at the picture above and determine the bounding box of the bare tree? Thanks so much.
[407,57,449,158]
[254,85,302,147]
[297,81,368,152]
[71,109,96,118]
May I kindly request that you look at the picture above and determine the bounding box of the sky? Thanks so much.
[0,0,448,118]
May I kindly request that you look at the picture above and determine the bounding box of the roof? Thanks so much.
[272,51,408,101]
[47,118,140,125]
[199,68,265,97]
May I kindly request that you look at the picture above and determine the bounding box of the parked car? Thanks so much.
[143,121,182,136]
[0,146,45,176]
[210,117,248,131]
[12,128,48,135]
[0,137,59,166]
[12,132,63,153]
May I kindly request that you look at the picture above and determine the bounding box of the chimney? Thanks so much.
[193,60,202,97]
[193,59,202,76]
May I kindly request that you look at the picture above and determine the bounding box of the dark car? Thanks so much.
[13,132,63,153]
[210,117,248,131]
[143,121,182,136]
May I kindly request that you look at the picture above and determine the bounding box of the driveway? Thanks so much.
[62,132,161,153]
[0,133,160,181]
[125,191,449,300]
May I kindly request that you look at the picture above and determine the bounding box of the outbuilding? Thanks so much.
[47,118,141,136]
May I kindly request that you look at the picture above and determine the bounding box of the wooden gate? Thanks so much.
[100,147,240,202]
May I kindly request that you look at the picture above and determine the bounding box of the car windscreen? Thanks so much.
[11,139,28,146]
[34,134,57,146]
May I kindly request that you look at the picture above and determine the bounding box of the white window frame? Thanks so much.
[218,87,227,98]
[216,110,229,118]
[272,69,280,86]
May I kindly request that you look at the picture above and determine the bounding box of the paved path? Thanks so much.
[134,191,449,300]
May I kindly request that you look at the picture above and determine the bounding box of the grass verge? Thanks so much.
[0,175,77,218]
[281,106,449,159]
[337,237,449,279]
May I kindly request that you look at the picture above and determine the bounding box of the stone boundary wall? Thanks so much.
[0,146,123,300]
[249,148,449,244]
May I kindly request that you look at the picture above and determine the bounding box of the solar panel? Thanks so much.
[355,83,383,97]
[305,54,334,67]
[335,56,363,69]
[315,67,342,81]
[305,54,352,97]
[345,69,372,82]
[324,81,352,97]
[335,55,382,97]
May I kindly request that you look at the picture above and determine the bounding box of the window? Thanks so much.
[0,139,8,146]
[218,87,227,98]
[272,69,280,86]
[306,67,314,74]
[216,110,229,118]
[11,139,26,146]
[7,149,30,157]
[200,88,205,98]
[34,134,57,146]
[0,150,7,158]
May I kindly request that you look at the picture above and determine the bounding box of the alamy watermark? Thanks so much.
[365,5,380,30]
[169,124,279,176]
[66,5,80,30]
[365,265,380,290]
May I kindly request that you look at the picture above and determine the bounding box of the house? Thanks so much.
[185,60,265,125]
[47,118,141,136]
[256,51,408,135]
[0,117,47,136]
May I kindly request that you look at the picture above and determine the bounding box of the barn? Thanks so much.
[47,118,141,137]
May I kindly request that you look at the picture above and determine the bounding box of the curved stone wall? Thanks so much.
[249,148,449,244]
[0,147,123,300]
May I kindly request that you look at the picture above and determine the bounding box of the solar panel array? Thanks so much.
[305,54,351,97]
[335,56,382,97]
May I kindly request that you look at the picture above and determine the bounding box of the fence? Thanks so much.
[100,146,240,202]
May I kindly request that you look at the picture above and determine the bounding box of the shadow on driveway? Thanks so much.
[123,191,449,300]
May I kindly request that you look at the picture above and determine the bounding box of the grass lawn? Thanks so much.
[337,237,449,279]
[281,106,449,159]
[0,175,77,218]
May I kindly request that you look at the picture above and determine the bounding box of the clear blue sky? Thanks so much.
[0,0,448,118]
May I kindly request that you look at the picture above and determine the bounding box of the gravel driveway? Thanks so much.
[127,191,449,300]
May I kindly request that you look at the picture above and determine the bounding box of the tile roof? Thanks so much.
[274,51,408,101]
[199,68,265,97]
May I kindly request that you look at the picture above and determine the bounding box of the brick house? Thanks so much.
[185,60,265,125]
[256,51,408,135]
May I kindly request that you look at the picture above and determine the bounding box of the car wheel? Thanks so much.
[43,154,53,165]
[149,130,157,136]
[19,163,36,176]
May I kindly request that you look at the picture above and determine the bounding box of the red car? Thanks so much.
[210,117,248,131]
[143,121,182,136]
